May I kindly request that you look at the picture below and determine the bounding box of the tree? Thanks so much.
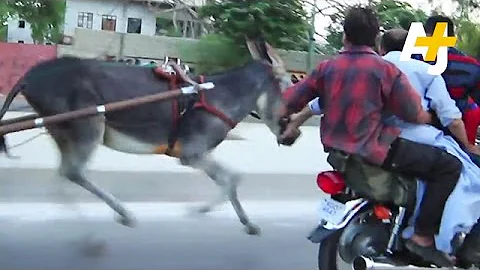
[320,0,428,53]
[427,0,480,58]
[427,0,480,20]
[456,19,480,57]
[180,34,251,75]
[181,0,312,74]
[147,0,212,39]
[198,0,310,51]
[0,0,66,44]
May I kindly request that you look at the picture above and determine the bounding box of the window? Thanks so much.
[101,15,117,31]
[127,18,142,34]
[17,40,24,43]
[18,20,25,28]
[77,12,93,29]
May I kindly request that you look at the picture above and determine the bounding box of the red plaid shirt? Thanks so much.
[283,46,425,165]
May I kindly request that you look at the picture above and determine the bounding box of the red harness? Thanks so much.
[152,67,238,153]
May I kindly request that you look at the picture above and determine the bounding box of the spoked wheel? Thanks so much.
[317,208,391,270]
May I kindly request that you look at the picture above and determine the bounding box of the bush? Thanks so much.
[180,34,251,75]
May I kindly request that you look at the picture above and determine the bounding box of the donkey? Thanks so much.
[0,39,293,235]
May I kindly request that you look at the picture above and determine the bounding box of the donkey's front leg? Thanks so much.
[182,155,261,235]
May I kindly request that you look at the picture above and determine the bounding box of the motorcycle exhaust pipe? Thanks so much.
[352,256,454,270]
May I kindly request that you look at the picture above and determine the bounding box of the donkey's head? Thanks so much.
[245,38,293,138]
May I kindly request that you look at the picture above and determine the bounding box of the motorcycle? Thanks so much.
[307,149,480,270]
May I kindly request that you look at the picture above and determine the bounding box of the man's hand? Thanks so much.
[278,123,302,146]
[466,143,480,156]
[447,119,477,155]
[417,110,434,124]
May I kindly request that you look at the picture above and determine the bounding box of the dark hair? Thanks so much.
[343,6,380,47]
[425,15,455,36]
[381,29,408,53]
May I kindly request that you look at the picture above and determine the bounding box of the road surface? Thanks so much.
[0,201,323,270]
[0,112,331,270]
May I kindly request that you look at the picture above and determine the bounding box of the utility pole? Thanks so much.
[306,3,316,72]
[119,0,129,59]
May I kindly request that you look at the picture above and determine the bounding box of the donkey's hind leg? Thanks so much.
[49,117,136,227]
[193,190,228,214]
[181,154,261,235]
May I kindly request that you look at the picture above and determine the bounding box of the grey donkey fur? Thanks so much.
[0,39,293,235]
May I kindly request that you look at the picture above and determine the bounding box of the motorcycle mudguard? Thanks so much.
[307,225,337,243]
[307,198,369,244]
[338,209,391,263]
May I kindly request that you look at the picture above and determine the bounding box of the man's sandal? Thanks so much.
[405,239,455,267]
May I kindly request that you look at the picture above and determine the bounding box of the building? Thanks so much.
[6,18,35,44]
[64,0,159,37]
[4,0,324,86]
[7,0,206,44]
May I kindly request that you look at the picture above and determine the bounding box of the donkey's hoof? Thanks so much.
[195,205,213,214]
[78,235,107,257]
[81,239,107,257]
[115,214,137,228]
[188,204,214,215]
[244,224,261,236]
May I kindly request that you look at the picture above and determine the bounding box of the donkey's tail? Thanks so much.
[0,80,28,158]
[0,80,26,120]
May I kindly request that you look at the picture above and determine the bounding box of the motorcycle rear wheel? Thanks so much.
[318,229,345,270]
[317,207,391,270]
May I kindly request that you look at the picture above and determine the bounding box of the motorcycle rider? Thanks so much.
[278,7,462,267]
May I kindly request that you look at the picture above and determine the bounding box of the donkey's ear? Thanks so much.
[246,38,262,60]
[264,42,284,67]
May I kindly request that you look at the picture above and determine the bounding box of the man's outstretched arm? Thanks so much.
[278,98,320,146]
[426,75,478,153]
[280,62,326,116]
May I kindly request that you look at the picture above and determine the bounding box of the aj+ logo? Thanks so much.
[400,22,457,75]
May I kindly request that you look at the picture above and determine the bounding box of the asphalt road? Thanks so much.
[0,100,328,270]
[0,201,323,270]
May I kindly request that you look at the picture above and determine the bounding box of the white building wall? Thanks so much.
[6,18,35,44]
[64,0,157,36]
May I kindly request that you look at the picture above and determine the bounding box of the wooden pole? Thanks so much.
[0,83,214,136]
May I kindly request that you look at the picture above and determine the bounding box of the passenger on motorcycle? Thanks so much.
[414,15,480,147]
[378,29,480,156]
[278,7,462,267]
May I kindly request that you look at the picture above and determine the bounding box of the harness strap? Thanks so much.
[193,75,237,129]
[166,74,181,156]
[165,74,238,156]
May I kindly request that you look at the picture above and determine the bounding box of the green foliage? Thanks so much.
[0,24,6,41]
[0,0,65,44]
[374,0,428,30]
[156,17,183,37]
[179,33,250,75]
[430,0,480,58]
[456,19,480,58]
[320,0,428,53]
[199,0,310,51]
